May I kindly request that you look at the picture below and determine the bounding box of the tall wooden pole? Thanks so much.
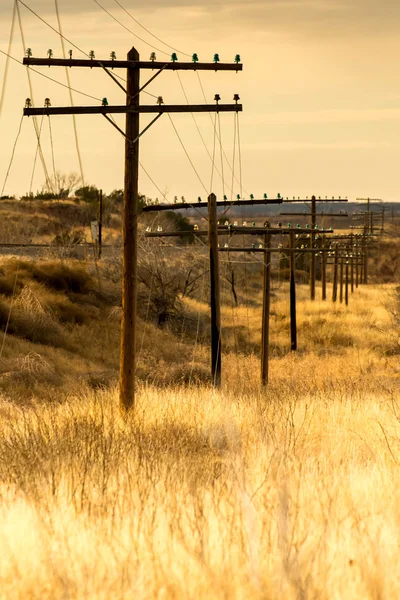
[355,237,359,288]
[350,255,354,293]
[119,47,140,413]
[321,249,327,301]
[289,232,297,351]
[261,233,271,384]
[332,246,338,303]
[339,256,344,303]
[345,261,349,306]
[97,189,103,259]
[363,235,368,284]
[310,195,317,300]
[208,193,222,387]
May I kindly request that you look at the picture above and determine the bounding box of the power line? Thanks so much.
[0,50,102,101]
[54,0,85,187]
[0,1,17,123]
[29,113,45,195]
[111,0,191,57]
[1,114,24,197]
[93,0,171,57]
[16,0,156,97]
[176,72,233,197]
[167,114,208,194]
[196,72,250,197]
[16,0,52,192]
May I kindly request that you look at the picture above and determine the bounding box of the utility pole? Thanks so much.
[97,189,103,260]
[120,48,140,412]
[339,255,344,303]
[310,195,317,300]
[289,231,297,350]
[332,246,339,303]
[363,234,368,284]
[208,193,222,387]
[321,248,327,301]
[24,48,243,412]
[261,233,271,384]
[345,260,349,306]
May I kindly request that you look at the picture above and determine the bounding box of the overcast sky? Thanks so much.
[1,0,399,201]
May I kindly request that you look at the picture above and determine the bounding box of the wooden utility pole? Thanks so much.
[289,231,297,351]
[321,249,327,301]
[208,194,222,387]
[119,48,140,412]
[355,237,359,288]
[332,246,339,302]
[310,195,317,300]
[261,233,271,384]
[345,261,349,306]
[363,235,368,284]
[350,254,354,293]
[97,189,103,260]
[24,49,243,411]
[339,256,344,303]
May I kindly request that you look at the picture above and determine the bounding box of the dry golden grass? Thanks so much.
[0,277,399,598]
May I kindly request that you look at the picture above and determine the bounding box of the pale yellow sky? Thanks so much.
[1,0,399,201]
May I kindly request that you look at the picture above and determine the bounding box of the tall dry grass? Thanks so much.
[0,280,399,598]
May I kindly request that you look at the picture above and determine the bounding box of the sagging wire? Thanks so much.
[217,112,226,201]
[1,114,24,197]
[17,0,156,98]
[197,72,250,197]
[54,0,85,187]
[0,49,102,102]
[48,115,57,189]
[112,0,191,57]
[16,0,53,193]
[209,112,218,193]
[29,112,46,196]
[167,113,208,194]
[0,0,17,123]
[176,72,234,198]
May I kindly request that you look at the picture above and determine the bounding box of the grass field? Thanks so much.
[0,273,399,598]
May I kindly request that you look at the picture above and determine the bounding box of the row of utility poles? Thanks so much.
[144,194,376,388]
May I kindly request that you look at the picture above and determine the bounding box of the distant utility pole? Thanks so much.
[279,194,348,300]
[24,48,243,412]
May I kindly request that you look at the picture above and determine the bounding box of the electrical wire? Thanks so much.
[54,0,85,187]
[217,112,225,199]
[0,1,16,123]
[112,0,191,57]
[1,114,24,197]
[176,72,233,196]
[209,112,217,193]
[93,0,171,57]
[167,114,208,194]
[16,0,53,193]
[29,113,46,195]
[0,50,102,101]
[48,116,57,190]
[197,72,250,197]
[16,0,156,97]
